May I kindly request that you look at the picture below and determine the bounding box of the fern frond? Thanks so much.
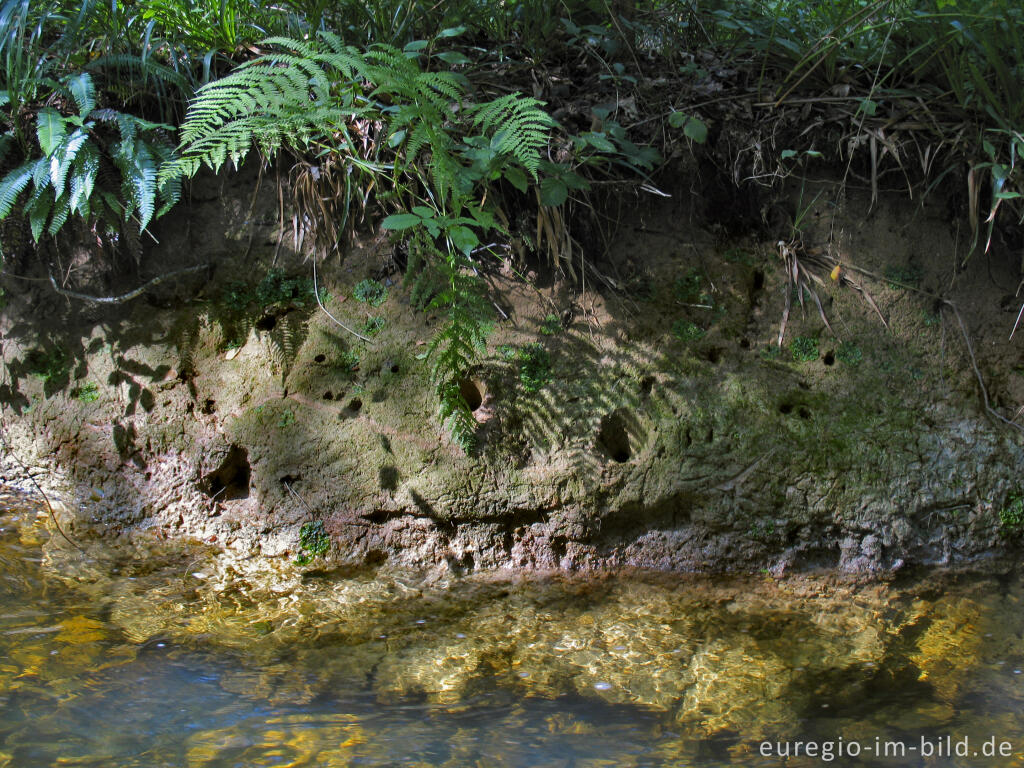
[467,93,555,178]
[0,163,34,220]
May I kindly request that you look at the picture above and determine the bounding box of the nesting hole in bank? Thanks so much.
[200,445,251,500]
[459,378,484,411]
[598,411,631,463]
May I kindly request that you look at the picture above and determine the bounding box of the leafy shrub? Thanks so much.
[790,337,818,362]
[353,279,387,307]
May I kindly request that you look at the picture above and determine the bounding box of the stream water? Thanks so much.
[2,490,1024,767]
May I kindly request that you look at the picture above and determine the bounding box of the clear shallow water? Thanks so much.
[3,492,1024,767]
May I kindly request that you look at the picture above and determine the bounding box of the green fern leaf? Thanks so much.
[67,72,95,118]
[49,128,88,197]
[47,192,71,236]
[36,109,67,157]
[0,163,34,220]
[467,93,554,178]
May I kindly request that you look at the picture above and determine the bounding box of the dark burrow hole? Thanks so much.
[201,399,216,415]
[753,270,765,291]
[255,315,276,332]
[390,364,400,374]
[323,391,333,400]
[798,407,811,420]
[739,338,751,349]
[200,445,250,501]
[459,378,483,411]
[314,354,326,363]
[597,411,631,463]
[823,351,835,366]
[703,347,723,365]
[779,403,793,415]
[348,398,362,412]
[640,375,655,396]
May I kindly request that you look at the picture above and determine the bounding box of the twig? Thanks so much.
[0,424,82,551]
[284,480,315,515]
[947,303,1024,435]
[312,261,372,343]
[48,264,208,304]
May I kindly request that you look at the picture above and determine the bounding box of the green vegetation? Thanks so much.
[353,279,387,308]
[540,314,561,335]
[837,342,863,366]
[293,520,330,566]
[1000,493,1024,536]
[26,347,68,384]
[361,316,385,337]
[672,320,705,342]
[73,381,100,403]
[516,343,553,393]
[791,337,818,362]
[3,0,1024,447]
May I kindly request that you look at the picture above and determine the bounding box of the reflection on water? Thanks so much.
[3,490,1024,767]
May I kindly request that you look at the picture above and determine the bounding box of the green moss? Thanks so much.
[884,264,923,289]
[790,336,818,362]
[1000,493,1024,536]
[73,381,100,403]
[673,269,704,303]
[294,520,330,565]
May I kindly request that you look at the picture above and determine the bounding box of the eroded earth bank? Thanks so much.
[2,165,1024,585]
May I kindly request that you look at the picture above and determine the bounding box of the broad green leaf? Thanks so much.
[436,52,470,65]
[668,112,687,128]
[403,40,429,53]
[503,166,527,192]
[448,225,478,255]
[0,91,8,108]
[584,133,617,153]
[540,177,568,206]
[683,117,707,143]
[562,171,590,191]
[36,109,68,156]
[411,205,436,218]
[437,26,466,38]
[381,213,423,230]
[388,129,407,148]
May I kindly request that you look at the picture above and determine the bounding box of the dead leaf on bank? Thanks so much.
[225,347,242,361]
